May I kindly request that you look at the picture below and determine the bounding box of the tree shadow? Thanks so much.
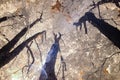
[22,41,35,75]
[0,12,43,56]
[73,11,120,49]
[56,54,67,80]
[39,32,62,80]
[89,0,120,18]
[60,55,67,80]
[90,0,120,9]
[0,12,43,55]
[0,12,44,68]
[86,51,120,80]
[0,14,23,23]
[0,31,46,68]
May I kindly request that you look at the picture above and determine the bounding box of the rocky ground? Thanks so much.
[0,0,120,80]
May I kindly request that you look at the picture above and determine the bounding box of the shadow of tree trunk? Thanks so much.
[73,12,120,49]
[0,12,44,68]
[39,33,62,80]
[0,13,43,56]
[0,31,46,68]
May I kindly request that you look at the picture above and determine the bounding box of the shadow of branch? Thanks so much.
[0,30,46,68]
[0,12,43,56]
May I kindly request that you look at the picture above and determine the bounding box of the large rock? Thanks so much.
[0,0,120,80]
